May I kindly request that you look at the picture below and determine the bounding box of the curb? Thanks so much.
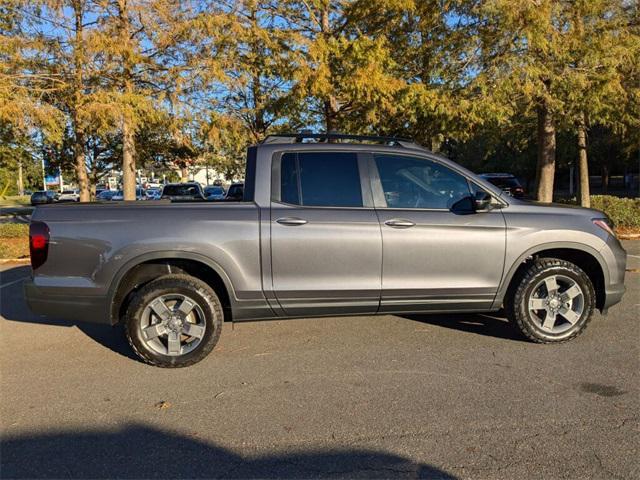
[0,258,30,264]
[618,234,640,240]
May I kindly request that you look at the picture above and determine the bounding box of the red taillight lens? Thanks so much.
[29,221,50,270]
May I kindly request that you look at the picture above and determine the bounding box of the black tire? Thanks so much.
[125,274,223,367]
[505,257,595,343]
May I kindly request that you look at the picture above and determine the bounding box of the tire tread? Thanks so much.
[505,257,595,344]
[124,274,223,368]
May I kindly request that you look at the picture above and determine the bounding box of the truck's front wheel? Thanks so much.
[506,258,596,343]
[125,274,223,367]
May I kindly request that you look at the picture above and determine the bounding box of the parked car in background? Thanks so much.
[58,189,80,202]
[204,185,226,201]
[24,132,627,367]
[161,183,205,201]
[30,190,58,205]
[479,173,525,198]
[111,187,146,201]
[96,190,117,201]
[225,182,244,201]
[145,188,162,200]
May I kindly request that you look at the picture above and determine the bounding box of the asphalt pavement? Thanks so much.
[1,242,638,479]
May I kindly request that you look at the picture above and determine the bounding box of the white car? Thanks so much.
[58,190,79,202]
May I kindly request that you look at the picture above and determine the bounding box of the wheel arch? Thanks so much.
[108,251,236,325]
[496,242,608,312]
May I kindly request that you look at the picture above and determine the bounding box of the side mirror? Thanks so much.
[474,191,492,211]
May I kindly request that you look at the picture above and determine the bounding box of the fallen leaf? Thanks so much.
[154,401,171,410]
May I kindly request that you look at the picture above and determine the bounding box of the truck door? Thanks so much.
[270,150,382,317]
[370,153,506,313]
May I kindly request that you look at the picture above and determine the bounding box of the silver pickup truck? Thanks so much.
[25,133,627,367]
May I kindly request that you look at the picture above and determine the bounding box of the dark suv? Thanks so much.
[30,190,58,205]
[479,173,525,198]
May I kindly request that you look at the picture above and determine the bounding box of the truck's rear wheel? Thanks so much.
[506,258,595,343]
[125,274,223,367]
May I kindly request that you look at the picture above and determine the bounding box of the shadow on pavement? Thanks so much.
[0,265,140,362]
[1,423,455,479]
[401,312,525,342]
[2,265,524,365]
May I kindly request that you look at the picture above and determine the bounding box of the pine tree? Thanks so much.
[88,0,195,199]
[474,0,639,202]
[281,0,405,133]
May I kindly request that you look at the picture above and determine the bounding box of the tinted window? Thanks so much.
[280,152,363,207]
[375,154,471,209]
[485,177,521,189]
[163,185,200,196]
[280,153,299,205]
[227,184,244,198]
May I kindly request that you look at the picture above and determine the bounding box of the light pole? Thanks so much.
[41,156,47,191]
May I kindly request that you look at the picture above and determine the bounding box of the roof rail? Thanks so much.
[260,132,426,150]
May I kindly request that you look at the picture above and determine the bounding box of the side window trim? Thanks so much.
[270,150,373,209]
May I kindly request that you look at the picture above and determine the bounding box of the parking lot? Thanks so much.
[1,242,638,479]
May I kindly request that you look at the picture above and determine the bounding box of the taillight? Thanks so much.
[29,221,50,270]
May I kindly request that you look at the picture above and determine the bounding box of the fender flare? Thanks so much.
[492,241,609,309]
[107,250,237,324]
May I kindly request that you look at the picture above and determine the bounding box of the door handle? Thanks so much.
[276,217,308,226]
[384,219,416,228]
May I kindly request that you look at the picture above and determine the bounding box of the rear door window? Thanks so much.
[280,152,363,207]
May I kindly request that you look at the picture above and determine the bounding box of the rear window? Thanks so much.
[280,152,363,207]
[163,185,200,196]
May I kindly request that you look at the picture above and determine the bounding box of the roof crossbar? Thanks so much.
[261,132,426,150]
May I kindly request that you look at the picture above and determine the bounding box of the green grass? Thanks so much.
[590,196,640,229]
[0,223,29,259]
[0,195,30,207]
[0,223,29,238]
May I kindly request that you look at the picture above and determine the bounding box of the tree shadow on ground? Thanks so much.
[1,423,456,479]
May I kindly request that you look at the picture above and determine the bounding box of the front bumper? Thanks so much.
[599,234,627,313]
[24,281,111,324]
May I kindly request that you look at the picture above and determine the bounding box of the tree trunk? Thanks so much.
[180,165,189,182]
[17,159,24,196]
[577,113,590,207]
[74,132,90,201]
[122,116,137,200]
[118,0,136,201]
[601,164,609,194]
[430,136,442,153]
[320,7,338,134]
[73,0,90,202]
[535,101,556,203]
